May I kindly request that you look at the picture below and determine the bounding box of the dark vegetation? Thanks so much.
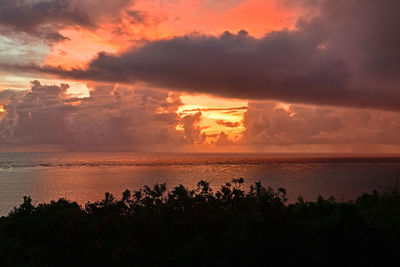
[1,178,400,266]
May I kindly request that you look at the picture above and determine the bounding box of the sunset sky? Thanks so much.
[0,0,399,152]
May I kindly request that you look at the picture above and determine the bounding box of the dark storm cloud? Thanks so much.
[0,0,91,40]
[12,0,400,111]
[0,0,137,41]
[0,0,92,28]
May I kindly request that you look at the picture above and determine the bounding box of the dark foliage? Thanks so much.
[0,179,399,266]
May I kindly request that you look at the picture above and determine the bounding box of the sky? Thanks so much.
[0,0,399,153]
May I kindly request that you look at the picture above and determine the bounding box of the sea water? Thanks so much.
[1,152,400,216]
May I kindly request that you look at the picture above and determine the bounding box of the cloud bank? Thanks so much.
[1,81,400,151]
[0,81,199,151]
[241,101,400,149]
[14,0,400,111]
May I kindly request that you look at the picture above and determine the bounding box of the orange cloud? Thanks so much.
[44,0,300,69]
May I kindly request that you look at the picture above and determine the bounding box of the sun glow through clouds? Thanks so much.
[177,94,248,143]
[274,102,296,117]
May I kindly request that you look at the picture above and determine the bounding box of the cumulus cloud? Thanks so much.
[0,81,74,145]
[179,111,206,144]
[0,81,190,151]
[0,82,245,150]
[0,89,26,102]
[240,101,400,147]
[0,89,26,124]
[15,0,400,111]
[2,82,400,151]
[214,131,235,146]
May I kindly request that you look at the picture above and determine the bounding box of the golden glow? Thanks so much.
[274,102,296,117]
[35,78,91,98]
[134,0,299,38]
[220,0,298,34]
[275,102,291,112]
[69,100,81,107]
[45,27,123,68]
[42,0,300,70]
[66,83,90,98]
[177,94,248,142]
[0,105,5,113]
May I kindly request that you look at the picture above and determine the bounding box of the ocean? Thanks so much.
[1,152,400,216]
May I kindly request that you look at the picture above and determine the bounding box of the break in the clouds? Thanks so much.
[17,0,400,111]
[2,81,400,151]
[0,0,142,41]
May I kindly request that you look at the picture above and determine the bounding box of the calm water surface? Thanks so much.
[1,152,400,216]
